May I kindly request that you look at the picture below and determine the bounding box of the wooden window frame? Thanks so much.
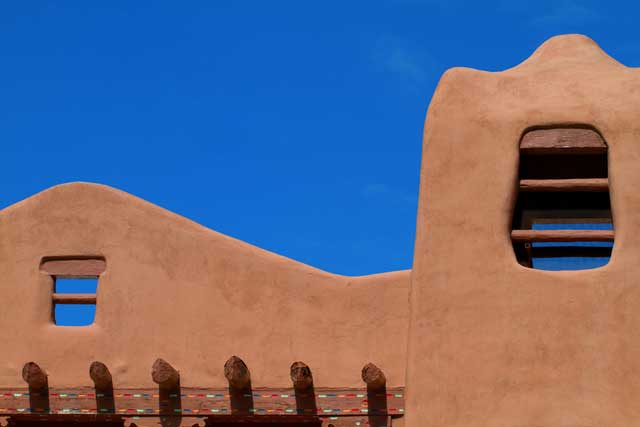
[40,257,106,325]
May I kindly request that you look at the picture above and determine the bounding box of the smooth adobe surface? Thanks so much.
[406,34,640,425]
[0,182,409,389]
[4,32,636,426]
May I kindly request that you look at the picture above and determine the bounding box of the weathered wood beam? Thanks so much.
[151,358,179,389]
[40,258,106,277]
[290,361,313,390]
[361,363,386,390]
[52,294,97,304]
[224,356,251,389]
[22,362,47,390]
[520,128,607,155]
[520,178,609,192]
[511,229,614,242]
[89,361,113,389]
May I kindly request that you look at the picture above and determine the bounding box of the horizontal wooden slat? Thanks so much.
[511,229,614,243]
[520,178,609,192]
[52,294,97,304]
[520,128,607,155]
[41,258,106,277]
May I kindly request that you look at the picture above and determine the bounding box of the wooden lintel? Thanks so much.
[52,294,97,304]
[40,258,106,277]
[520,178,609,192]
[511,229,614,242]
[520,128,607,155]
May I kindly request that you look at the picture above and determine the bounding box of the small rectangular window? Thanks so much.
[40,257,105,326]
[53,277,98,326]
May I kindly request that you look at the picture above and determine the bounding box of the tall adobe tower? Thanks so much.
[406,34,638,425]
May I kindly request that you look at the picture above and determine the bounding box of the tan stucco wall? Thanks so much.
[406,34,640,425]
[4,33,634,425]
[0,182,409,389]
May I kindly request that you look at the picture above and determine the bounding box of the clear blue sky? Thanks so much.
[1,2,636,276]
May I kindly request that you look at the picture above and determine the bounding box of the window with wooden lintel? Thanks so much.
[511,127,614,270]
[40,257,106,326]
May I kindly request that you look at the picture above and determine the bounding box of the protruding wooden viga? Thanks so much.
[224,356,251,389]
[22,362,47,390]
[362,363,386,390]
[151,358,180,389]
[89,361,113,389]
[290,361,313,390]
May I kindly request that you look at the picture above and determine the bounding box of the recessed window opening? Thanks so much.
[53,277,98,326]
[40,257,105,326]
[512,127,614,271]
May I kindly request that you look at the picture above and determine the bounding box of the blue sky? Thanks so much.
[1,1,637,276]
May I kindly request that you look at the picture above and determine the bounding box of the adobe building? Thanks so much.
[0,34,632,426]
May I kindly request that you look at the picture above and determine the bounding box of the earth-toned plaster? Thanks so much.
[0,182,409,389]
[2,33,634,426]
[406,34,640,425]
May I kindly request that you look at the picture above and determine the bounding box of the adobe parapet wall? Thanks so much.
[0,182,410,390]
